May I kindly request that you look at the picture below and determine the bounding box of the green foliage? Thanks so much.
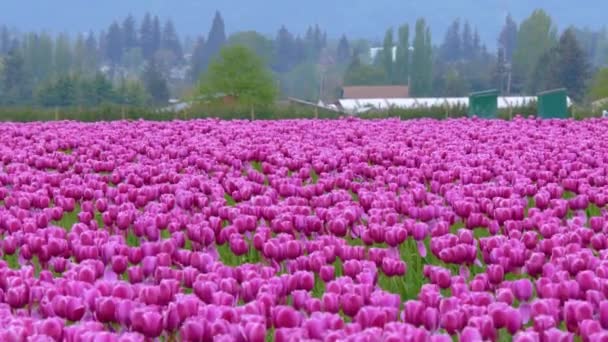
[336,35,351,63]
[530,28,589,100]
[54,33,73,75]
[574,27,608,67]
[273,26,299,73]
[199,11,226,73]
[512,9,558,92]
[395,25,410,86]
[118,78,150,106]
[143,60,170,105]
[198,45,277,108]
[588,68,608,101]
[552,28,589,101]
[440,19,461,62]
[280,62,319,101]
[0,47,33,105]
[35,72,138,108]
[343,53,388,86]
[382,28,395,84]
[410,18,433,96]
[499,14,518,62]
[442,67,470,96]
[227,31,274,64]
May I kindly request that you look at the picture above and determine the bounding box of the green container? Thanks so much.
[537,88,569,119]
[468,89,499,119]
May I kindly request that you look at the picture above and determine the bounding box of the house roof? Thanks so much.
[341,86,409,99]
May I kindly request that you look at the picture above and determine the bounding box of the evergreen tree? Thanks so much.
[90,72,116,105]
[312,24,325,57]
[443,67,469,96]
[117,78,150,106]
[551,28,589,100]
[152,16,162,56]
[512,9,557,92]
[395,24,410,86]
[200,11,226,73]
[462,21,473,60]
[85,31,99,71]
[588,68,608,101]
[440,19,461,62]
[293,36,306,64]
[190,36,206,81]
[273,26,295,72]
[494,47,507,92]
[336,35,350,63]
[161,19,183,62]
[0,45,31,105]
[122,14,138,50]
[382,28,395,84]
[411,19,433,96]
[73,34,88,74]
[22,32,53,83]
[98,29,108,63]
[105,22,123,65]
[499,14,518,62]
[0,26,10,54]
[140,13,155,60]
[143,59,169,105]
[530,50,556,93]
[54,33,73,76]
[227,31,274,64]
[343,51,388,86]
[37,74,77,107]
[473,29,481,56]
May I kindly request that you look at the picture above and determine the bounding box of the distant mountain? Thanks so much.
[2,0,606,48]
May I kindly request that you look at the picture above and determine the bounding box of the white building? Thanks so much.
[336,96,552,115]
[369,46,398,63]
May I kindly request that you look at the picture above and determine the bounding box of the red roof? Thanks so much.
[341,86,409,99]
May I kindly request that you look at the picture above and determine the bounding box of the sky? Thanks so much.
[3,0,607,46]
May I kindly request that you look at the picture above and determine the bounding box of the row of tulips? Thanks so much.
[0,117,608,340]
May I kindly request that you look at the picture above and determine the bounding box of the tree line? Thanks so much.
[1,8,608,110]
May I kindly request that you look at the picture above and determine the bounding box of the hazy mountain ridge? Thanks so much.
[3,0,607,46]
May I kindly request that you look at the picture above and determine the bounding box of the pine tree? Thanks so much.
[440,19,461,62]
[382,28,395,84]
[293,36,306,64]
[395,24,410,86]
[161,19,183,62]
[0,26,10,54]
[85,31,99,70]
[513,9,557,92]
[152,16,162,56]
[122,14,138,51]
[1,45,31,104]
[190,36,206,81]
[54,33,73,76]
[411,19,433,96]
[200,11,226,73]
[313,24,324,56]
[494,47,507,92]
[499,14,518,62]
[552,28,590,101]
[273,26,295,72]
[140,13,154,60]
[106,22,123,65]
[336,35,350,63]
[143,59,169,105]
[462,21,473,60]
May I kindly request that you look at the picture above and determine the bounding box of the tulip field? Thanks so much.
[2,117,608,341]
